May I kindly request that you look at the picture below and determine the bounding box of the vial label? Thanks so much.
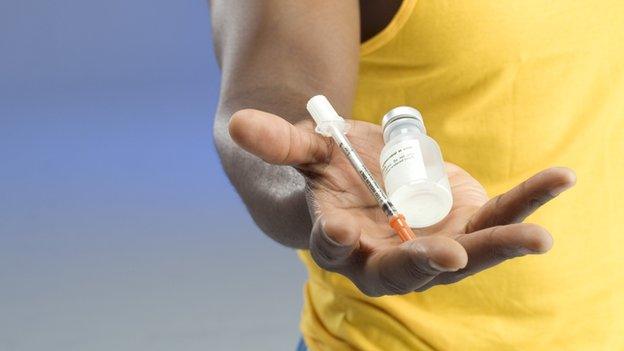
[380,140,427,194]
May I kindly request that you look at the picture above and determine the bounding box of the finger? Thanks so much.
[309,212,362,273]
[425,223,552,287]
[364,236,467,296]
[229,109,331,165]
[466,167,576,232]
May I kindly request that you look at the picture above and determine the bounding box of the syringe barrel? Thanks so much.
[307,95,399,219]
[328,125,398,217]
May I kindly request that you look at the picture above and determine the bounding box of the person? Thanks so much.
[210,1,623,349]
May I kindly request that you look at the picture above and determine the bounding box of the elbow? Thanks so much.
[212,113,231,157]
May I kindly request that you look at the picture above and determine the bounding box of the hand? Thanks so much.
[228,109,576,296]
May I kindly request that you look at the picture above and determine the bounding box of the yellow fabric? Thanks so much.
[298,0,624,350]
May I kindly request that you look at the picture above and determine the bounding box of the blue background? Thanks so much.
[0,1,305,350]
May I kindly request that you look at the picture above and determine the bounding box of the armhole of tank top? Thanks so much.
[360,0,417,56]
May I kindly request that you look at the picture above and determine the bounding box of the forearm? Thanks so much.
[214,100,313,248]
[210,0,359,248]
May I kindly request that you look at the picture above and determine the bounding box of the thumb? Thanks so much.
[228,109,332,165]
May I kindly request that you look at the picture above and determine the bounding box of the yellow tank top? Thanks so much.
[298,1,624,349]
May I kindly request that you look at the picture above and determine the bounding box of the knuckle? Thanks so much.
[310,241,352,273]
[357,284,383,297]
[406,262,436,280]
[487,195,505,223]
[413,285,432,293]
[431,270,472,287]
[491,244,524,261]
[490,241,531,261]
[487,227,521,261]
[354,278,384,297]
[315,134,335,164]
[293,118,315,130]
[378,263,427,295]
[527,192,554,209]
[518,179,530,196]
[378,275,408,295]
[310,245,340,271]
[520,223,543,233]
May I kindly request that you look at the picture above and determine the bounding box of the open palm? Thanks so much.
[229,109,576,296]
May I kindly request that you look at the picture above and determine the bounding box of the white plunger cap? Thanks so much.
[306,95,349,137]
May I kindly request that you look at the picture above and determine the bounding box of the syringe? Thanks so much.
[306,95,416,242]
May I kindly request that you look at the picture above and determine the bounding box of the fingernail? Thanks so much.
[428,259,458,272]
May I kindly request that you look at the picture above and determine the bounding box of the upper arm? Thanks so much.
[210,0,361,121]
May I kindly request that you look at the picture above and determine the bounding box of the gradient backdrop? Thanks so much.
[0,1,306,350]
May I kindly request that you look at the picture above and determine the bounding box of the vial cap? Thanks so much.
[306,95,348,136]
[381,106,425,134]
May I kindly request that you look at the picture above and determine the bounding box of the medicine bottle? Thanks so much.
[379,107,453,228]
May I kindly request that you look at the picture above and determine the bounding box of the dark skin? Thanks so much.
[359,0,403,42]
[211,0,576,296]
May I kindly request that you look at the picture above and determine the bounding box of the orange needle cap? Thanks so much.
[389,214,416,242]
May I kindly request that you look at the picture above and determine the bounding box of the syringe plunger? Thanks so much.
[306,95,349,137]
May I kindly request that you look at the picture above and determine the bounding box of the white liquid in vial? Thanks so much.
[389,178,452,228]
[379,108,453,228]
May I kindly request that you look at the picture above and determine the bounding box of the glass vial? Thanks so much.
[379,107,453,228]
